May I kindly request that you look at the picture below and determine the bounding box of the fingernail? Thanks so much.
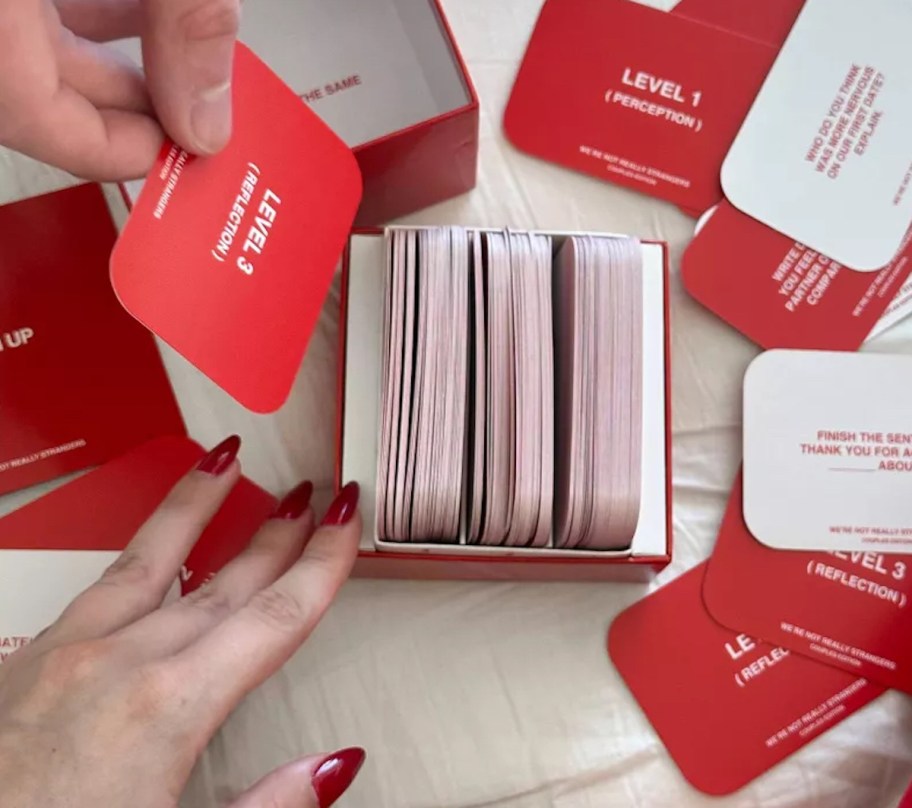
[196,435,240,475]
[190,81,232,154]
[312,748,366,808]
[320,482,360,527]
[270,480,314,520]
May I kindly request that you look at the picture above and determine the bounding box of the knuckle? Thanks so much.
[39,640,110,685]
[247,588,310,633]
[125,664,178,721]
[175,0,240,43]
[102,549,155,588]
[181,582,233,620]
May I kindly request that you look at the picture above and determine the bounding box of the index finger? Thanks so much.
[169,483,362,732]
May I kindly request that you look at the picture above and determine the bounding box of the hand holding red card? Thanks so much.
[112,44,362,413]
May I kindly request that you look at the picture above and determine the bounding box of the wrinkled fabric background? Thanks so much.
[2,1,912,805]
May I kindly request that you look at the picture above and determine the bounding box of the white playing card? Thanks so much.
[722,0,912,270]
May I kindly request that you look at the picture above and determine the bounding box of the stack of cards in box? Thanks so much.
[376,226,644,551]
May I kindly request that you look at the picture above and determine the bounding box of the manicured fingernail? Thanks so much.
[270,480,314,520]
[190,81,232,154]
[312,747,366,808]
[196,435,240,475]
[320,482,360,527]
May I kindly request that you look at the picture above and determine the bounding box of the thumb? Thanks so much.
[228,748,366,808]
[140,0,239,155]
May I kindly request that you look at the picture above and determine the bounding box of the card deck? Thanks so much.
[345,227,670,562]
[111,44,362,413]
[554,236,643,550]
[681,200,912,350]
[0,185,184,497]
[377,227,468,543]
[504,0,776,211]
[609,562,883,795]
[374,226,659,554]
[704,473,912,694]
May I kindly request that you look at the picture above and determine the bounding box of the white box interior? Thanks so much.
[118,0,471,203]
[342,230,669,559]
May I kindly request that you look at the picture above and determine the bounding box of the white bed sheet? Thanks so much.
[2,1,912,806]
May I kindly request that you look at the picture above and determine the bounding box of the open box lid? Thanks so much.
[111,45,362,414]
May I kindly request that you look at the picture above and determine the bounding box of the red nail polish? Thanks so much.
[320,482,360,526]
[312,747,366,808]
[270,480,314,520]
[196,435,240,475]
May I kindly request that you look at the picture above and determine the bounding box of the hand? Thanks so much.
[0,436,365,807]
[0,0,240,180]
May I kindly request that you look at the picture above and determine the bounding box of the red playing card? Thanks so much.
[672,0,804,48]
[0,185,184,497]
[704,473,912,694]
[112,44,362,413]
[504,0,776,212]
[0,436,274,586]
[609,562,883,795]
[682,200,912,350]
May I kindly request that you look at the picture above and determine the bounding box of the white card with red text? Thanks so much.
[743,350,912,552]
[721,0,912,270]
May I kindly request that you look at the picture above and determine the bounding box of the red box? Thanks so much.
[336,228,673,582]
[119,0,479,225]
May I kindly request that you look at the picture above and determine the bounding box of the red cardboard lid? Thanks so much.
[111,44,363,414]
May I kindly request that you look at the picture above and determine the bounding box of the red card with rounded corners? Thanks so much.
[111,44,362,413]
[672,0,804,47]
[609,562,883,795]
[504,0,776,212]
[0,185,184,496]
[704,473,912,693]
[682,200,912,350]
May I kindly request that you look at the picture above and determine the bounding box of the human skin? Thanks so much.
[0,436,366,807]
[0,0,243,179]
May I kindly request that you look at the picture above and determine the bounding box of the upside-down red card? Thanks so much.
[504,0,776,212]
[111,44,362,413]
[0,185,185,497]
[704,474,912,693]
[681,200,912,350]
[609,563,883,795]
[0,437,275,657]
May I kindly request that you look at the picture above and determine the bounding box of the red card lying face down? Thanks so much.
[682,200,912,350]
[504,0,777,212]
[609,563,883,795]
[704,474,912,694]
[0,436,275,594]
[111,44,362,413]
[0,185,184,496]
